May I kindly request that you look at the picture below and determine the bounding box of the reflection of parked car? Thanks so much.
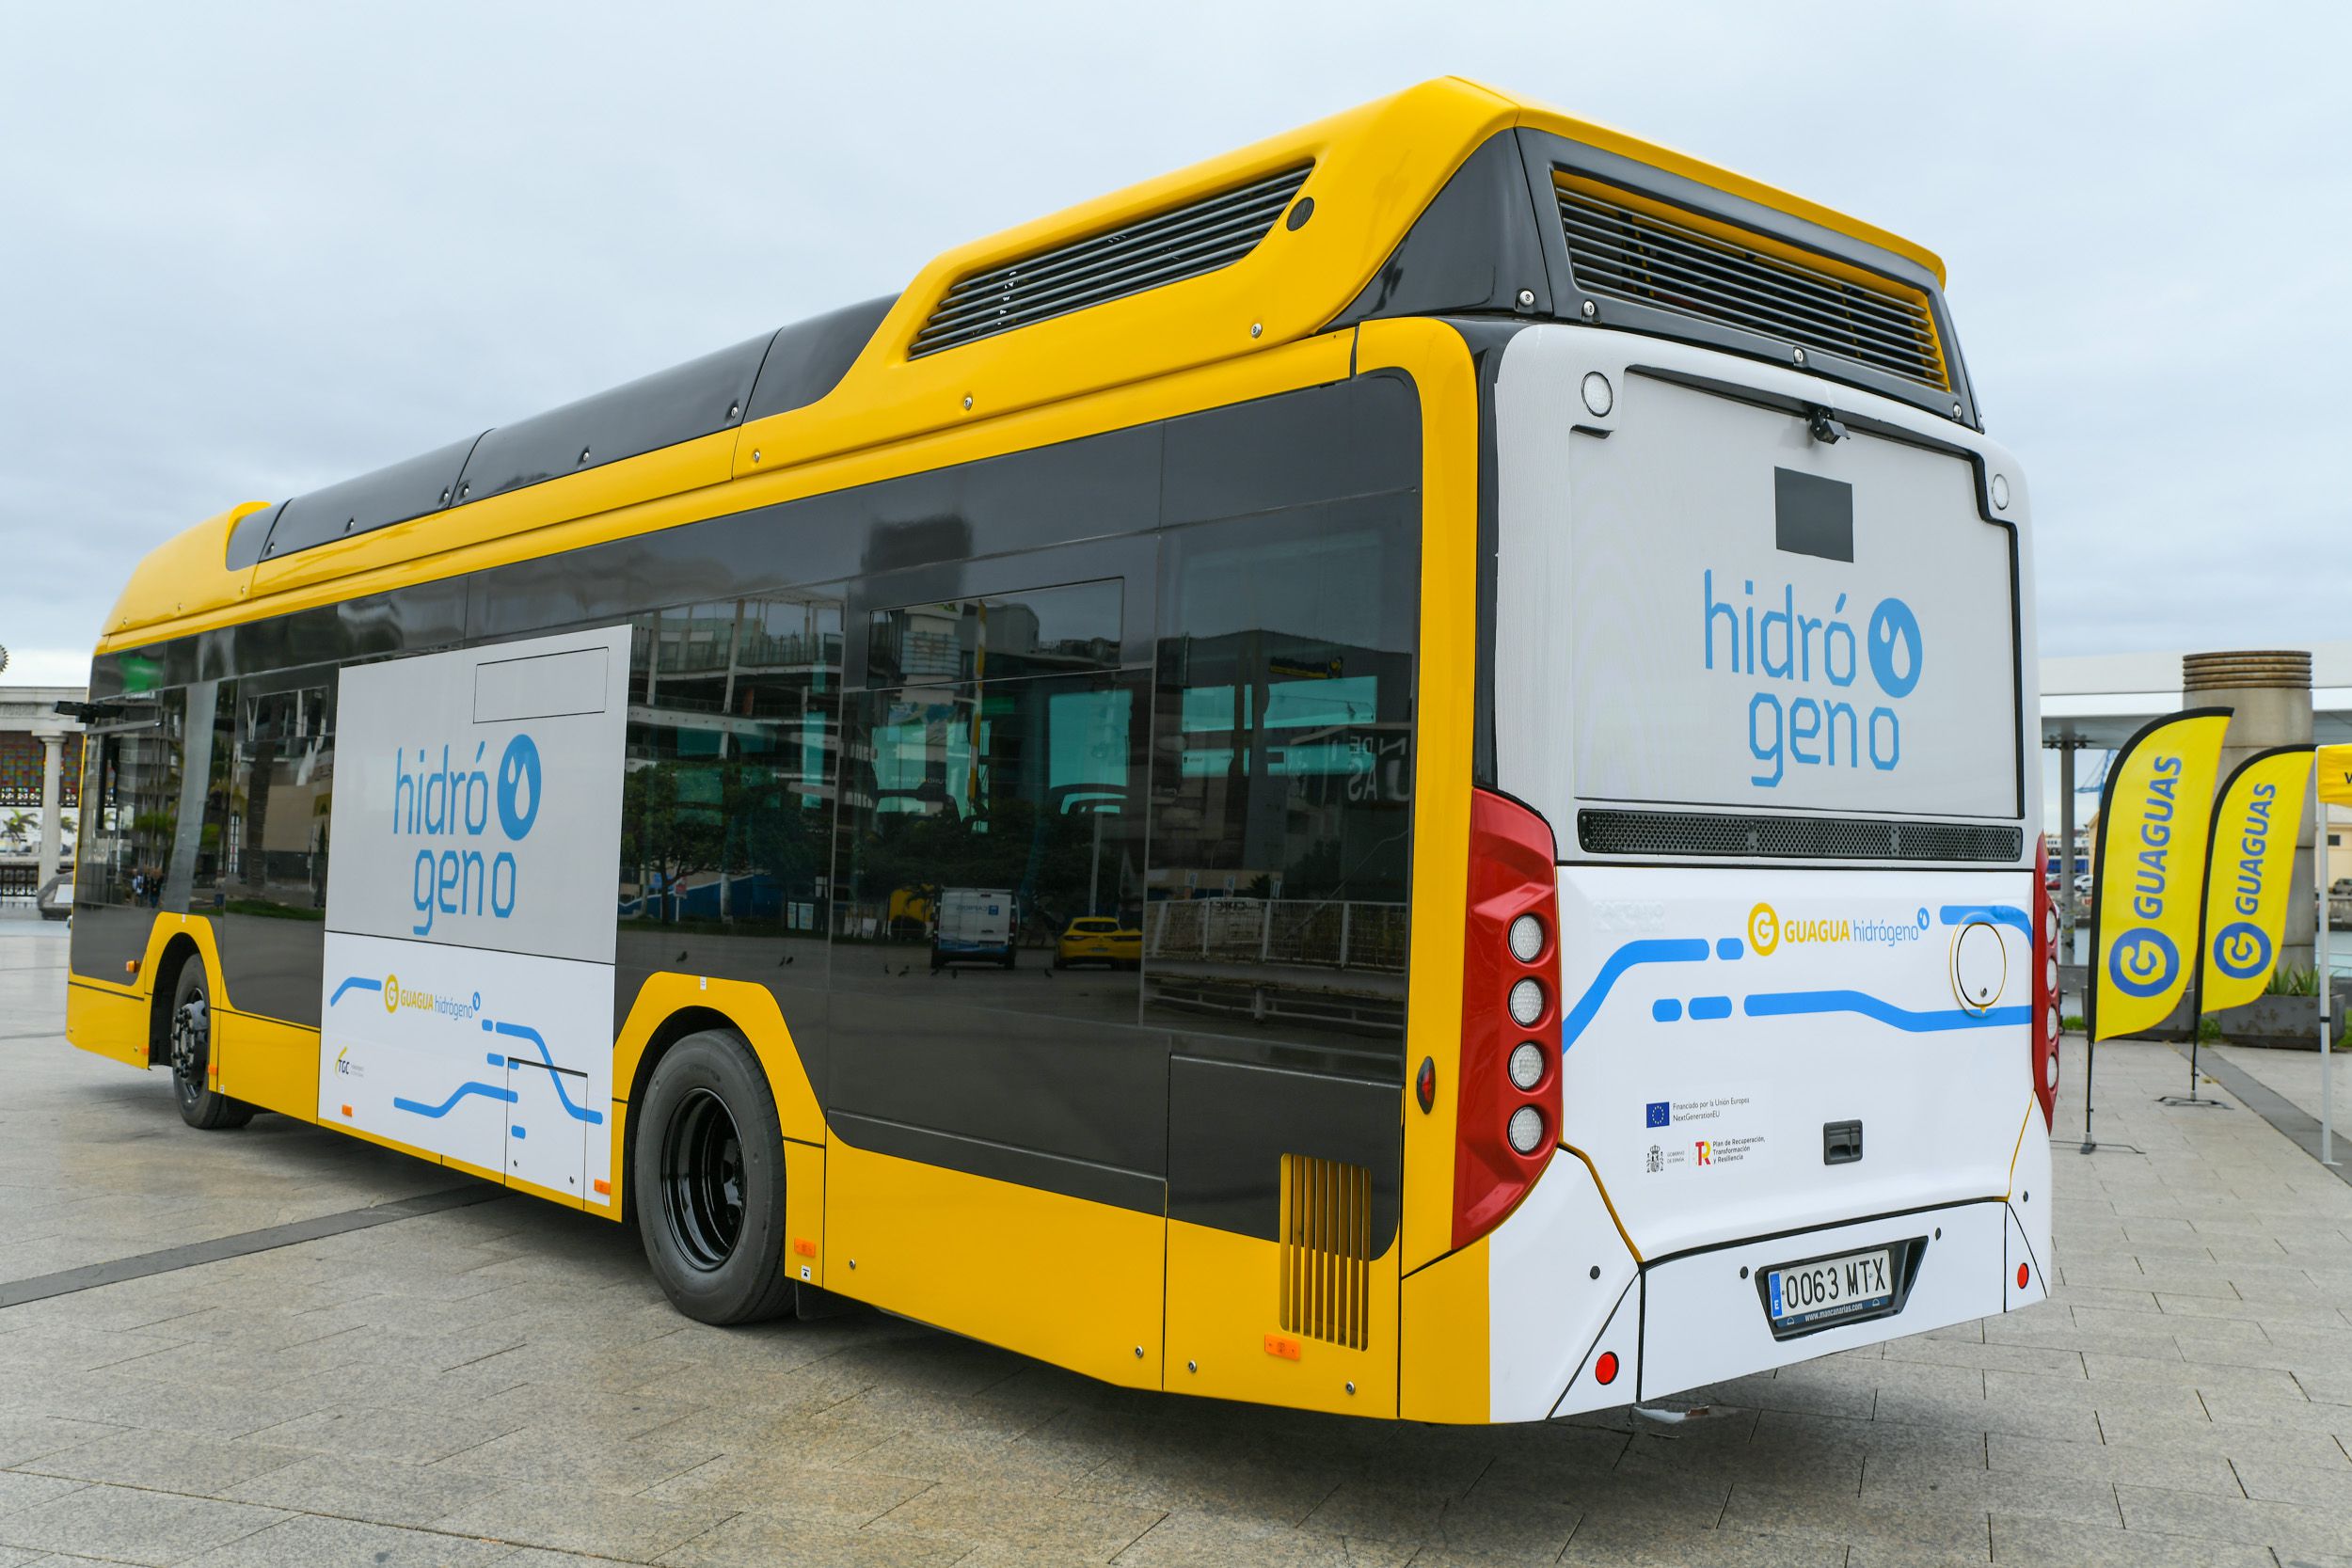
[38,872,72,922]
[1056,916,1140,970]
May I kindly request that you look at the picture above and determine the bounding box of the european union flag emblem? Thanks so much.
[1645,1101,1671,1128]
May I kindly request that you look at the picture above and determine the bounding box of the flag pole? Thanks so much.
[2321,763,2336,1165]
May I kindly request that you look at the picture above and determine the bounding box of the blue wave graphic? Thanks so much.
[1939,904,2032,939]
[1743,990,2032,1033]
[488,1021,604,1126]
[392,1081,517,1118]
[1561,939,1711,1051]
[327,975,382,1008]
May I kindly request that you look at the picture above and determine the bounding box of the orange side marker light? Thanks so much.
[339,1104,353,1117]
[124,958,139,976]
[1263,1332,1301,1362]
[592,1179,612,1196]
[792,1238,818,1259]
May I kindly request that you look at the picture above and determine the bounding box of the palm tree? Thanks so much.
[1,812,29,852]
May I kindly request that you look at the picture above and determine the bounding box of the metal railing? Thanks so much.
[1145,896,1407,972]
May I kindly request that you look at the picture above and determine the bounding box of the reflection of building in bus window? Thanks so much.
[613,594,842,1011]
[1146,502,1417,1049]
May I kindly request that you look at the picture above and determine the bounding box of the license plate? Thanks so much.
[1766,1247,1893,1331]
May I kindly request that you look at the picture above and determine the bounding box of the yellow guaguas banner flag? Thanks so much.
[2090,708,2233,1042]
[2197,747,2314,1014]
[2318,744,2352,806]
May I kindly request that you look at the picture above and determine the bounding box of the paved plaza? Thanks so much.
[8,919,2352,1566]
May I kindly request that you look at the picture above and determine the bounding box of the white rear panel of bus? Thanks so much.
[1490,325,2045,1409]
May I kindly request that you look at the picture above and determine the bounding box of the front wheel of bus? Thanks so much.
[168,964,253,1131]
[634,1029,793,1325]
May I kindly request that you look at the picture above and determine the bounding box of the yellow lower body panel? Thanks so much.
[1166,1218,1399,1418]
[1399,1236,1493,1424]
[66,981,149,1069]
[784,1140,826,1290]
[216,1008,321,1122]
[827,1139,1162,1389]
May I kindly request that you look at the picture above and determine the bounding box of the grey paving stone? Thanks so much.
[17,1425,310,1494]
[433,1480,737,1560]
[0,1472,86,1519]
[0,1414,123,1469]
[175,1513,516,1567]
[223,1451,508,1528]
[866,1482,1165,1559]
[0,1483,287,1566]
[1983,1431,2244,1495]
[1988,1511,2276,1565]
[655,1509,974,1567]
[2118,1481,2352,1556]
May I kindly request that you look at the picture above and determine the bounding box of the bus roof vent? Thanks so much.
[1557,182,1949,392]
[910,165,1311,359]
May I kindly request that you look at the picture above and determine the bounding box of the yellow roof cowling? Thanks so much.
[102,500,265,641]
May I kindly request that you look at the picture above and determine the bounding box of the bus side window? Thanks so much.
[1146,501,1418,1053]
[204,678,335,1024]
[616,594,843,1024]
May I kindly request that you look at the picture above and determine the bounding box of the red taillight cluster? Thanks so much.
[1453,789,1566,1250]
[2031,834,2060,1130]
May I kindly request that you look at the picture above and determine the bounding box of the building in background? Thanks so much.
[0,685,87,905]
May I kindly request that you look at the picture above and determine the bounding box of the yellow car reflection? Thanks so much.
[1055,916,1141,971]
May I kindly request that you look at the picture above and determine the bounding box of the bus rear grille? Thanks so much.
[1279,1153,1371,1350]
[1579,809,2021,863]
[1558,183,1948,391]
[910,166,1310,358]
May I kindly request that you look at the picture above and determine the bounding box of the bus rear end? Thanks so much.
[1442,154,2053,1420]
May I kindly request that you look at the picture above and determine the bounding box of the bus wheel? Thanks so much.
[635,1030,793,1325]
[168,964,253,1131]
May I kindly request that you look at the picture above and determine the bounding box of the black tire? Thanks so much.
[633,1029,793,1325]
[168,963,253,1131]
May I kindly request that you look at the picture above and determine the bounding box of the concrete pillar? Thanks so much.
[34,731,64,893]
[2184,651,2315,972]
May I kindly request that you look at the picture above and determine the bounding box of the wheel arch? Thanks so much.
[610,976,824,1226]
[146,929,210,1067]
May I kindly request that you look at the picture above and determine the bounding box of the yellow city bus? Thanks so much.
[67,78,2058,1423]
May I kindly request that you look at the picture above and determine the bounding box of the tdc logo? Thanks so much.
[1867,598,1923,699]
[2108,928,2179,998]
[497,735,542,840]
[2213,922,2271,982]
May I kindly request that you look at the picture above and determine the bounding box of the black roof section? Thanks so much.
[238,293,898,569]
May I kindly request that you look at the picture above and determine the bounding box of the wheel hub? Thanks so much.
[170,995,208,1085]
[660,1087,746,1273]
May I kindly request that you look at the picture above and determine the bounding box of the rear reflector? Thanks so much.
[1595,1351,1620,1386]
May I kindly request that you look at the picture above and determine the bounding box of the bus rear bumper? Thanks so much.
[1543,1196,2046,1418]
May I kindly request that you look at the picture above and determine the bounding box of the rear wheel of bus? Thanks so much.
[634,1029,793,1324]
[167,963,253,1132]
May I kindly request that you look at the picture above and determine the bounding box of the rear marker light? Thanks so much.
[1508,1041,1546,1091]
[1507,1105,1547,1155]
[2017,1263,2030,1289]
[1507,978,1546,1027]
[1508,914,1546,963]
[1594,1351,1619,1385]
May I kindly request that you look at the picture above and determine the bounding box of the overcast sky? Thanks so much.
[4,2,2345,689]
